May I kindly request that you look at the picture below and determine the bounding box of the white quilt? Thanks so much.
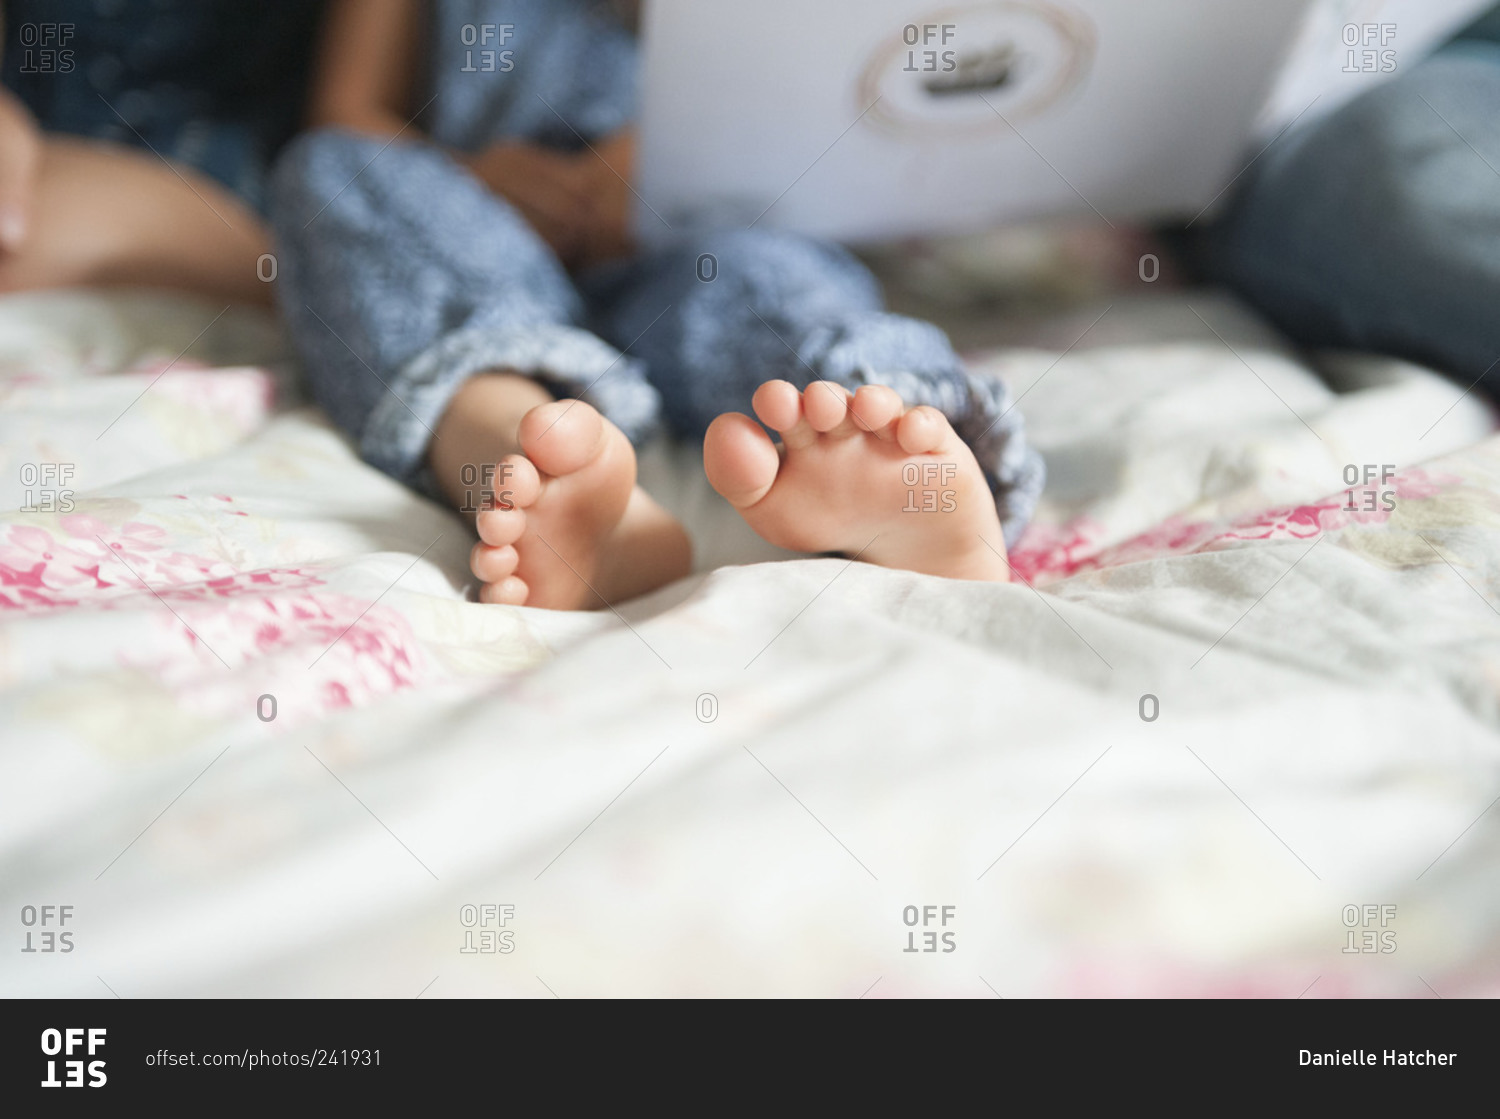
[4,289,1499,998]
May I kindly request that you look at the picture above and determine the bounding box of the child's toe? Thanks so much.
[495,453,541,508]
[470,542,519,583]
[896,405,955,455]
[751,379,802,432]
[803,381,851,432]
[476,506,526,547]
[479,575,529,606]
[518,399,606,477]
[851,385,903,437]
[704,411,781,509]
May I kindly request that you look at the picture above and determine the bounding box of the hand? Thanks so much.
[573,130,636,269]
[462,133,637,270]
[461,141,595,265]
[0,89,41,252]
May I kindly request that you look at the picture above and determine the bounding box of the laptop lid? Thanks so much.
[636,0,1314,243]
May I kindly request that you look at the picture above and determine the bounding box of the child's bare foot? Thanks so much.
[703,380,1009,582]
[465,397,690,609]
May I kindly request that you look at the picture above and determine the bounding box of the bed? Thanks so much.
[3,283,1498,997]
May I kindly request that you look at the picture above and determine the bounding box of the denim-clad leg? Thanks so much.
[1204,43,1500,388]
[580,229,1045,543]
[267,127,662,489]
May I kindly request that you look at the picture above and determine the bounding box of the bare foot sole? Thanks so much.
[469,399,691,609]
[703,380,1009,581]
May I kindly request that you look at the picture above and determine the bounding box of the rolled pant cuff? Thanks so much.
[362,322,665,494]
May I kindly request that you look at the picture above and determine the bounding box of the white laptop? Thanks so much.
[635,0,1490,244]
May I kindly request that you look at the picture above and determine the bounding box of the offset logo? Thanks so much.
[20,904,76,953]
[859,1,1095,136]
[40,1028,107,1088]
[458,903,516,954]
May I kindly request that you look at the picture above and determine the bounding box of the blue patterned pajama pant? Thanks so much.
[268,129,1044,543]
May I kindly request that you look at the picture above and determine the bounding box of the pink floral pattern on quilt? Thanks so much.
[1010,467,1458,583]
[0,506,426,722]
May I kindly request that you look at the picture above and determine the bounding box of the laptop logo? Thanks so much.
[922,41,1021,96]
[861,1,1095,136]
